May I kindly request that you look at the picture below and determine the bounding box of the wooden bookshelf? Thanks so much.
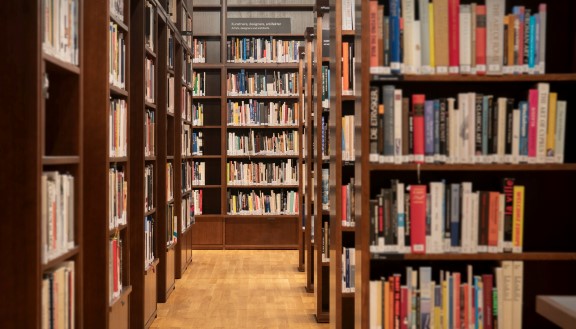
[313,4,331,323]
[190,0,313,249]
[129,0,162,327]
[354,1,576,329]
[328,0,356,327]
[83,0,131,327]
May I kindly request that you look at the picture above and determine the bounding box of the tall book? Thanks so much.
[485,0,506,75]
[410,185,427,254]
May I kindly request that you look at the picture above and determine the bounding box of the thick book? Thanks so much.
[410,185,427,253]
[512,186,524,253]
[370,86,380,161]
[448,0,460,73]
[433,0,450,73]
[412,95,426,163]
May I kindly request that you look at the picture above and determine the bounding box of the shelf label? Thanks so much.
[227,18,291,34]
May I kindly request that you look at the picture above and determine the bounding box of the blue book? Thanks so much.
[519,101,529,156]
[450,184,461,248]
[528,15,537,69]
[433,100,441,158]
[389,0,401,73]
[424,100,435,156]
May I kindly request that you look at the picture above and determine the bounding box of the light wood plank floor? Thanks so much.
[150,250,329,329]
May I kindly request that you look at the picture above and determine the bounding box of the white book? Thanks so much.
[554,101,567,163]
[471,192,480,253]
[430,182,444,254]
[459,5,472,74]
[512,261,524,329]
[536,83,550,163]
[402,0,415,73]
[460,189,471,254]
[413,21,422,74]
[369,281,379,329]
[419,0,431,72]
[497,98,507,163]
[456,94,467,164]
[485,0,506,75]
[448,98,457,163]
[495,266,504,329]
[502,261,514,329]
[467,93,476,163]
[394,89,403,164]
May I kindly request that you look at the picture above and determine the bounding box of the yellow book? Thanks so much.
[248,194,253,212]
[384,280,390,329]
[429,2,436,68]
[546,92,558,157]
[512,186,524,253]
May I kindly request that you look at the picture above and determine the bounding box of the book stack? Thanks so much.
[227,159,298,186]
[42,261,75,329]
[192,103,204,126]
[342,247,356,292]
[181,124,191,156]
[227,189,299,215]
[166,163,174,201]
[109,167,128,230]
[191,161,205,186]
[42,0,80,65]
[341,178,355,227]
[109,22,126,89]
[110,99,128,157]
[192,131,203,155]
[144,164,154,211]
[227,100,299,126]
[226,131,299,156]
[42,171,75,263]
[166,204,177,247]
[191,190,203,215]
[227,37,302,63]
[192,71,206,96]
[109,237,123,302]
[192,39,207,63]
[226,70,299,96]
[145,109,155,156]
[144,215,154,268]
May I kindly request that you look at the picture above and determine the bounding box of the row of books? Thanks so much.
[182,9,192,49]
[370,179,524,255]
[227,190,299,215]
[145,57,155,103]
[110,0,124,21]
[181,195,195,232]
[182,124,192,157]
[226,70,299,96]
[42,0,79,65]
[341,0,357,30]
[321,66,330,109]
[110,99,128,158]
[192,131,203,155]
[42,171,75,264]
[166,163,174,201]
[342,247,356,293]
[145,1,155,51]
[43,261,75,329]
[226,159,299,186]
[322,168,329,210]
[191,161,206,186]
[192,103,204,126]
[109,237,124,303]
[183,53,192,86]
[192,71,206,97]
[167,76,175,114]
[368,0,547,76]
[166,204,177,247]
[227,100,300,126]
[192,39,207,63]
[226,37,303,63]
[341,178,356,227]
[321,221,330,262]
[145,109,155,157]
[144,215,155,269]
[369,263,524,329]
[182,87,192,122]
[321,115,330,158]
[191,190,203,215]
[145,164,154,211]
[168,30,175,70]
[181,161,192,191]
[109,22,126,89]
[342,115,355,161]
[226,131,299,156]
[342,42,356,95]
[369,84,567,164]
[109,167,128,230]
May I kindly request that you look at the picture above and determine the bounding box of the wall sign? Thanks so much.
[227,18,292,34]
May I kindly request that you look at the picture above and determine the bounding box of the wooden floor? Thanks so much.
[150,250,329,329]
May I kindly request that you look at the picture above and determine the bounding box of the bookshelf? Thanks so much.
[354,1,576,329]
[303,26,316,293]
[83,0,132,327]
[190,0,314,249]
[0,1,83,327]
[129,0,160,327]
[298,44,306,272]
[328,0,357,327]
[313,3,331,323]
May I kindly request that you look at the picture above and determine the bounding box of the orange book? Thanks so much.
[384,280,391,329]
[369,0,379,67]
[342,42,350,91]
[488,192,500,251]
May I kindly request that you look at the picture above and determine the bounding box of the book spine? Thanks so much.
[475,5,487,74]
[512,186,524,253]
[384,85,396,162]
[459,5,472,74]
[448,0,460,73]
[538,4,547,73]
[413,95,426,163]
[420,0,431,72]
[370,86,380,162]
[527,89,538,161]
[554,101,567,163]
[389,0,402,73]
[536,83,549,163]
[485,0,505,75]
[410,185,427,253]
[545,92,557,162]
[394,89,403,164]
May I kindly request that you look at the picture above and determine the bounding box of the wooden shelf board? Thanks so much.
[227,184,299,189]
[145,101,157,109]
[110,85,129,97]
[144,258,160,274]
[166,198,174,204]
[342,226,355,232]
[192,33,222,37]
[315,312,329,323]
[342,30,355,36]
[227,4,313,10]
[226,125,299,129]
[225,215,299,219]
[167,155,174,160]
[43,54,80,74]
[322,261,330,266]
[368,163,576,171]
[191,155,221,159]
[167,68,175,75]
[109,156,128,163]
[191,185,221,188]
[109,223,128,236]
[342,95,355,101]
[193,96,222,100]
[342,292,355,298]
[192,125,222,129]
[110,14,129,32]
[227,95,299,100]
[322,57,330,62]
[167,111,175,117]
[370,252,576,261]
[42,246,80,271]
[371,73,576,82]
[145,46,157,59]
[43,155,80,165]
[227,33,304,37]
[193,63,223,69]
[192,4,222,9]
[223,244,298,249]
[144,208,156,217]
[227,154,299,159]
[166,242,177,251]
[181,155,193,159]
[226,63,299,69]
[145,156,156,161]
[109,285,132,309]
[194,214,223,219]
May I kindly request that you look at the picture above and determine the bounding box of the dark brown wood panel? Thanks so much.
[192,217,224,245]
[225,217,299,247]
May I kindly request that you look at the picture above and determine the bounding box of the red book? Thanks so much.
[113,239,118,293]
[369,0,379,67]
[448,0,460,72]
[453,272,461,329]
[410,185,427,253]
[400,286,408,329]
[412,95,426,163]
[475,5,487,74]
[342,185,347,223]
[482,274,494,329]
[199,190,203,213]
[394,275,401,329]
[463,283,469,329]
[528,89,538,158]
